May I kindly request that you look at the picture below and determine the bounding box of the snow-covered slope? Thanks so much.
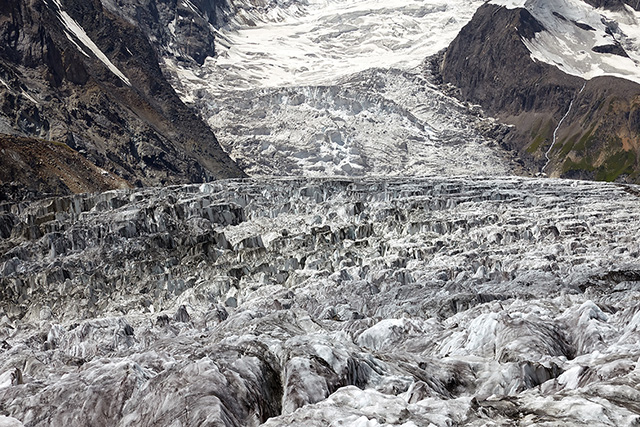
[491,0,640,83]
[163,0,517,177]
[47,0,131,85]
[200,0,485,89]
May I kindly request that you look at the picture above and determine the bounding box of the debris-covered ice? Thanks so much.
[2,176,640,425]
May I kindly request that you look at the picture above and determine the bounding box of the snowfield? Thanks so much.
[162,0,516,177]
[205,0,485,89]
[492,0,640,84]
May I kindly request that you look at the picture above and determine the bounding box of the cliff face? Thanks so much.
[101,0,227,66]
[552,77,640,181]
[441,5,582,117]
[0,0,244,199]
[439,2,640,181]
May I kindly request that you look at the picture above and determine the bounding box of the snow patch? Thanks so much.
[491,0,640,84]
[50,0,131,86]
[0,416,24,427]
[0,77,10,91]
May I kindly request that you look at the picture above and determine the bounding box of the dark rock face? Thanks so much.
[439,4,581,173]
[439,3,640,182]
[0,0,244,197]
[441,5,582,118]
[592,43,629,57]
[583,0,634,11]
[623,0,640,10]
[102,0,228,66]
[0,134,130,202]
[551,77,640,181]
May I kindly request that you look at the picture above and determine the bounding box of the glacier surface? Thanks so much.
[3,0,640,426]
[162,0,517,177]
[2,177,640,425]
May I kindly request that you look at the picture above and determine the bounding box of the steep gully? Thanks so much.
[542,82,587,175]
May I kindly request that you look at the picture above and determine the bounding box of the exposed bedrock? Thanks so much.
[0,0,244,199]
[439,2,640,182]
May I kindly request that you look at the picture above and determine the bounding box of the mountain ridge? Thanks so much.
[439,1,640,181]
[0,0,245,199]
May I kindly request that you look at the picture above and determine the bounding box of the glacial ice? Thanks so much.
[202,69,515,177]
[4,0,640,425]
[162,0,514,178]
[2,177,640,425]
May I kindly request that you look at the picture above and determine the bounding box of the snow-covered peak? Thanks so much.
[491,0,640,84]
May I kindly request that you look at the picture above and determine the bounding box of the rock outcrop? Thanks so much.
[101,0,227,66]
[0,134,129,202]
[0,0,244,197]
[439,1,640,182]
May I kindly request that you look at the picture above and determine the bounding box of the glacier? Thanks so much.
[3,0,640,425]
[162,0,518,177]
[2,177,640,425]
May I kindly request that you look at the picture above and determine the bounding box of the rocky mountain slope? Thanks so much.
[0,134,129,202]
[101,0,226,66]
[439,0,640,181]
[0,0,244,199]
[2,177,640,426]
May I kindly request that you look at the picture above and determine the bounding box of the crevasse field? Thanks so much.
[3,0,640,426]
[165,0,514,177]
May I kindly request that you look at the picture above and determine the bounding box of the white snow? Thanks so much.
[50,0,131,86]
[491,0,640,84]
[185,0,485,90]
[21,92,38,105]
[182,0,199,15]
[0,77,10,91]
[0,416,24,427]
[161,0,516,178]
[0,77,38,105]
[491,0,527,7]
